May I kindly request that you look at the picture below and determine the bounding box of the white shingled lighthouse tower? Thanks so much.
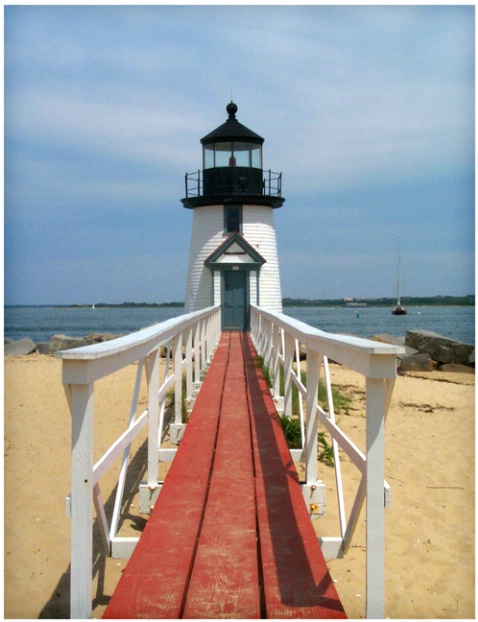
[182,102,285,331]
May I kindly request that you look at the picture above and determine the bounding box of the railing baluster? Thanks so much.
[283,332,294,418]
[193,323,200,389]
[147,349,160,487]
[200,319,207,371]
[111,359,145,540]
[305,349,320,484]
[185,326,193,407]
[93,483,110,555]
[295,339,305,449]
[272,323,281,399]
[158,344,171,450]
[174,333,184,427]
[323,356,347,539]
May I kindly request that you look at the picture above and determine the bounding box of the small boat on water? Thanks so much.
[392,303,407,316]
[392,239,407,315]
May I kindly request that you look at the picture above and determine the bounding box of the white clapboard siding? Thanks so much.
[243,206,282,312]
[185,203,282,312]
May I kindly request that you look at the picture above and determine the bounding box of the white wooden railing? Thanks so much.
[56,305,221,619]
[250,304,404,619]
[58,301,402,619]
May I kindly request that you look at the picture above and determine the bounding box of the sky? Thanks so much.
[4,4,475,305]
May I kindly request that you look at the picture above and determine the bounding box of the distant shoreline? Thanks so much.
[283,295,474,308]
[4,295,474,309]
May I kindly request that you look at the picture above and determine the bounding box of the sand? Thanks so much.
[4,352,475,619]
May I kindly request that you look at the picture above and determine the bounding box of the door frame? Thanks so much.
[221,268,250,331]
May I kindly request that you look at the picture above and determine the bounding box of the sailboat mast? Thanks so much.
[397,237,401,305]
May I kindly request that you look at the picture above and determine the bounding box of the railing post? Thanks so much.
[146,349,160,488]
[253,308,260,345]
[69,382,94,619]
[261,317,269,368]
[272,323,281,399]
[194,321,201,389]
[305,350,320,484]
[283,332,294,418]
[174,332,183,426]
[365,377,386,619]
[206,314,214,363]
[185,326,193,407]
[200,319,207,371]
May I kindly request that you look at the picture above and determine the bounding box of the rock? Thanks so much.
[4,337,14,345]
[440,363,475,374]
[372,334,406,347]
[87,332,122,343]
[4,337,37,356]
[373,334,418,357]
[36,342,52,355]
[50,334,90,353]
[405,330,474,365]
[398,352,436,372]
[160,345,171,358]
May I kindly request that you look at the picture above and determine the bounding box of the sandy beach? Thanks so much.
[4,352,475,619]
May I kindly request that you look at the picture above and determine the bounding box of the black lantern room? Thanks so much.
[182,102,285,209]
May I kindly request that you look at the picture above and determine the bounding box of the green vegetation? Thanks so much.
[278,416,335,468]
[256,355,351,467]
[166,374,190,425]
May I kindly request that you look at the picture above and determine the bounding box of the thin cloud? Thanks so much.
[4,5,474,304]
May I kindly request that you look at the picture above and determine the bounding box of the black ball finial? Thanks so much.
[226,101,238,118]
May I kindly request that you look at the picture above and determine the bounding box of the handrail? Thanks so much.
[250,304,404,619]
[184,168,282,198]
[57,305,221,619]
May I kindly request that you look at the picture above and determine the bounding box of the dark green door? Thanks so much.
[223,270,247,330]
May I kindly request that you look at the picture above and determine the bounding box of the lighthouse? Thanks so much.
[182,102,285,330]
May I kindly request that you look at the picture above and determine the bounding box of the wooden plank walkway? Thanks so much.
[103,332,347,619]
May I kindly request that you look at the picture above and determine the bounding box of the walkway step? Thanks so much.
[103,332,346,619]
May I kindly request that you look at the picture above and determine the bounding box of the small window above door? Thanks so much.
[224,205,242,234]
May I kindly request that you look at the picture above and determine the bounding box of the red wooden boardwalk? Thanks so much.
[103,332,347,619]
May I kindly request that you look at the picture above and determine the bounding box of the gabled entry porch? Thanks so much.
[205,232,266,331]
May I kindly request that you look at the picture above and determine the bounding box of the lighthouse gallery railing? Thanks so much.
[184,168,282,198]
[58,303,402,619]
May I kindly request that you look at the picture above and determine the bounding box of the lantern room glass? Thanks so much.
[204,144,215,169]
[203,141,262,169]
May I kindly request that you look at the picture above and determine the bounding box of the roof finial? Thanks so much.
[226,101,238,119]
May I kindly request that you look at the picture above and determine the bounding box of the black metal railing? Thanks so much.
[184,168,282,199]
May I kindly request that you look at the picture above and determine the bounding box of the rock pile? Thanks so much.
[5,333,174,357]
[4,332,123,356]
[373,330,475,372]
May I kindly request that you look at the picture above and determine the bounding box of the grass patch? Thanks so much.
[254,356,273,388]
[257,356,350,468]
[277,416,335,467]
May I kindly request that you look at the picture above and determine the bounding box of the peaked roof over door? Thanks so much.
[204,233,266,268]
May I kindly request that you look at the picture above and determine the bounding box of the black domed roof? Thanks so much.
[200,102,264,145]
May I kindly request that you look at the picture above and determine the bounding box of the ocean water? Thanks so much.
[4,306,187,344]
[4,304,475,345]
[284,306,475,345]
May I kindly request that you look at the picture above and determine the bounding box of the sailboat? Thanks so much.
[392,239,407,315]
